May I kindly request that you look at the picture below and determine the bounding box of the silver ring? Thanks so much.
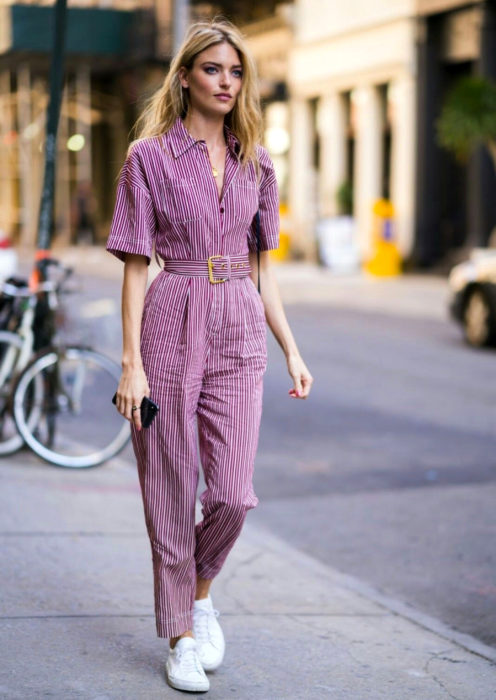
[131,405,138,411]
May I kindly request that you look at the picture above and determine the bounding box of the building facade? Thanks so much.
[243,6,292,205]
[0,0,289,249]
[285,0,496,267]
[0,0,172,247]
[415,0,496,267]
[287,0,418,261]
[2,0,495,268]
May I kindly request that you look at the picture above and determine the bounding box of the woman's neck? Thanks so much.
[182,112,226,150]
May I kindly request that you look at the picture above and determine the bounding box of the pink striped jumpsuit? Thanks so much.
[106,116,280,637]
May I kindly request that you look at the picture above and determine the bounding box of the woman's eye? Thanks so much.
[233,70,243,79]
[205,66,217,74]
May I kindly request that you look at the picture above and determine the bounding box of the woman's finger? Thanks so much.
[118,396,126,416]
[131,399,142,430]
[301,375,313,395]
[294,374,303,394]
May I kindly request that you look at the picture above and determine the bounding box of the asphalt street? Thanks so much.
[256,303,496,649]
[26,255,496,650]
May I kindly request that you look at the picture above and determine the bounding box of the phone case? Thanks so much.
[140,396,159,428]
[112,393,159,428]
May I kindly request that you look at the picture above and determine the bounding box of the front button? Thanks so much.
[220,207,224,213]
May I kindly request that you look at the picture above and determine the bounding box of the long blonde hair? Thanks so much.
[128,18,263,168]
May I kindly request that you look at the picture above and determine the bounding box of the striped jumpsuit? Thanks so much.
[106,116,280,637]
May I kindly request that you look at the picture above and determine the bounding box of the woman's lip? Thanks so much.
[215,94,232,100]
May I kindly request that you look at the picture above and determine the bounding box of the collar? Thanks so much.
[167,116,240,158]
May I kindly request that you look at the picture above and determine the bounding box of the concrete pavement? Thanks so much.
[1,446,495,699]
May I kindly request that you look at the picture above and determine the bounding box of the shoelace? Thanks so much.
[174,645,204,676]
[193,607,220,644]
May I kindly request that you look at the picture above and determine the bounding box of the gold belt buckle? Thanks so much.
[207,255,228,284]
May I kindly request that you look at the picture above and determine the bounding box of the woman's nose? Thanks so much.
[219,70,231,87]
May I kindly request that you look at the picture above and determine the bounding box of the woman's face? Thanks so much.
[179,41,243,119]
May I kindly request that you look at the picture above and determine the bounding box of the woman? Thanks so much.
[107,18,313,694]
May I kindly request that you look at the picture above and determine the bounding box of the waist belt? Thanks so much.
[162,254,251,284]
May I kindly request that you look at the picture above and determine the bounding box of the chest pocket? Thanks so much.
[232,178,258,225]
[160,177,203,223]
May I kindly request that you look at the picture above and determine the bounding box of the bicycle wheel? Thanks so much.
[13,345,131,468]
[0,330,42,455]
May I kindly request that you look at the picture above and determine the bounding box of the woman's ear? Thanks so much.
[178,66,189,89]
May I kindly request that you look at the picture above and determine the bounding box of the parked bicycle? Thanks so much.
[0,257,130,468]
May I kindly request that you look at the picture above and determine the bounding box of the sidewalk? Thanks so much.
[19,245,451,320]
[1,449,495,699]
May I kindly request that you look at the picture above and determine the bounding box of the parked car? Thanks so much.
[448,248,496,347]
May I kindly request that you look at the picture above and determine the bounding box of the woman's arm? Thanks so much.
[114,253,150,429]
[249,250,313,399]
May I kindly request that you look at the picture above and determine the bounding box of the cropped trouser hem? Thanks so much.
[156,610,194,638]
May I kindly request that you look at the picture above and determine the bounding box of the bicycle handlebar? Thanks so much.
[2,258,75,299]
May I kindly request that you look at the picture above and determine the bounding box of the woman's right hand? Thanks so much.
[114,366,150,431]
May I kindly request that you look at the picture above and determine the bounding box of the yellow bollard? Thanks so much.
[270,202,291,262]
[364,199,402,276]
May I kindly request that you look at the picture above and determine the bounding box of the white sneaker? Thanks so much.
[193,595,226,671]
[165,636,210,692]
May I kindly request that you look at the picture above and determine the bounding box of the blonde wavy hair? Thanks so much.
[127,18,263,169]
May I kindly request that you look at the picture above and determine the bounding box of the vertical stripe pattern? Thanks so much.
[106,117,280,638]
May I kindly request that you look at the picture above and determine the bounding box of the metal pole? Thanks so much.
[36,0,68,252]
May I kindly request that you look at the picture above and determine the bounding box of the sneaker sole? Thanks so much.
[165,665,210,692]
[166,674,210,693]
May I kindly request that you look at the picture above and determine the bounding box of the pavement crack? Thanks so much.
[284,614,365,668]
[423,647,465,700]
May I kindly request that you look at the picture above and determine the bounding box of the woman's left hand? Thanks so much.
[287,353,313,399]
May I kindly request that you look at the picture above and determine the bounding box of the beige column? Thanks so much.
[353,84,382,259]
[154,0,173,59]
[0,70,15,237]
[75,65,92,186]
[390,76,416,258]
[32,76,47,239]
[17,62,35,247]
[317,92,347,217]
[288,97,316,259]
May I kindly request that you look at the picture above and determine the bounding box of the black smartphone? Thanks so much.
[112,393,159,428]
[140,396,159,428]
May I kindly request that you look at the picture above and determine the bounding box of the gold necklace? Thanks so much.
[185,119,225,176]
[206,146,225,178]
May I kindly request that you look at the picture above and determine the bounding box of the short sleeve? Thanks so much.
[106,144,157,265]
[247,146,280,252]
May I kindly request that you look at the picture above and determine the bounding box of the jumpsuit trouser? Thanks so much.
[130,258,267,638]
